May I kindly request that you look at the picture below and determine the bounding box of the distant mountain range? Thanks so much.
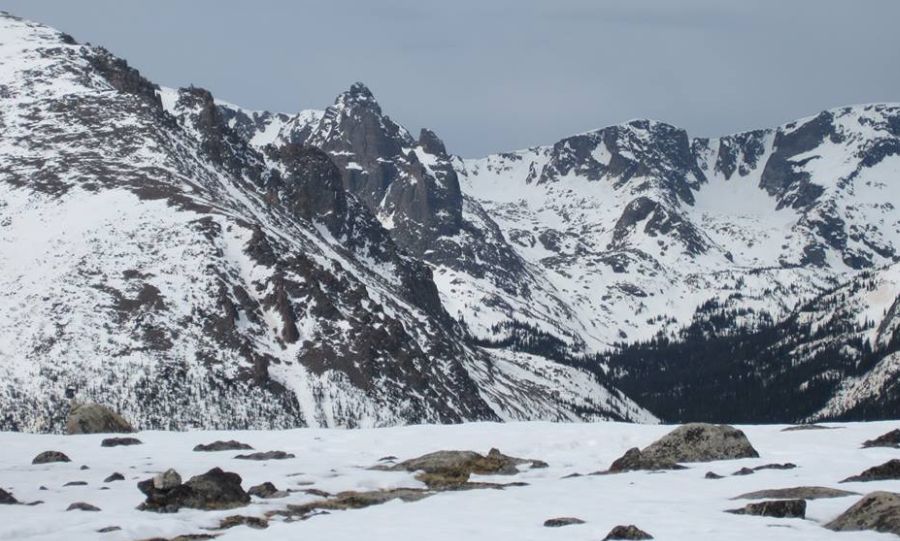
[0,12,897,431]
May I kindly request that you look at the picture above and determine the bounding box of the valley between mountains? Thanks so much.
[1,11,899,430]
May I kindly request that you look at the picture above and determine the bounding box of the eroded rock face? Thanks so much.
[826,491,900,536]
[726,499,806,519]
[603,524,654,540]
[862,429,900,448]
[32,451,71,464]
[734,486,857,500]
[641,423,759,463]
[841,459,900,483]
[65,403,134,434]
[138,468,249,513]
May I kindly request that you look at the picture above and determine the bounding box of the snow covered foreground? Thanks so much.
[1,421,897,540]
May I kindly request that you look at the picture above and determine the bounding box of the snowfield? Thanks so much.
[1,421,898,540]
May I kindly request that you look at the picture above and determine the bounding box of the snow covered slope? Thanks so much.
[0,13,650,431]
[1,420,898,540]
[460,106,900,348]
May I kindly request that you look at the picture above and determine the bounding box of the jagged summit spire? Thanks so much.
[334,81,380,113]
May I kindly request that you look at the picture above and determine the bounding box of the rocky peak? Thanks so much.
[337,81,379,110]
[418,128,447,156]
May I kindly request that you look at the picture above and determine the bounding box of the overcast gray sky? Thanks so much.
[5,1,899,157]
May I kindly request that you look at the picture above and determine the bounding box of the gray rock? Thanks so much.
[543,517,585,527]
[781,424,836,432]
[63,481,87,486]
[841,459,900,483]
[752,462,796,471]
[641,423,759,463]
[609,447,684,473]
[32,451,71,464]
[216,515,269,530]
[380,448,546,487]
[97,526,121,533]
[603,524,654,540]
[705,471,724,479]
[193,440,254,452]
[248,482,287,499]
[101,437,142,447]
[826,491,900,536]
[138,467,249,512]
[734,486,858,500]
[234,451,295,461]
[67,501,101,511]
[862,429,900,449]
[0,488,17,504]
[65,403,134,435]
[726,499,806,519]
[104,473,125,483]
[153,469,182,490]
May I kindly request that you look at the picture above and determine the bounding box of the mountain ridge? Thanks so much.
[1,11,898,429]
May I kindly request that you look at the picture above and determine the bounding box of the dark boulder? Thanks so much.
[726,499,806,519]
[67,502,101,512]
[841,459,900,483]
[104,473,125,483]
[32,451,71,464]
[705,471,724,479]
[0,488,17,505]
[543,517,585,527]
[603,524,654,540]
[826,491,900,536]
[137,467,249,512]
[193,440,253,452]
[234,451,294,461]
[101,437,142,447]
[862,429,900,449]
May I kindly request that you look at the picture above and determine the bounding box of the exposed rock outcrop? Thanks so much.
[137,468,249,512]
[862,429,900,448]
[65,403,134,434]
[32,451,71,464]
[603,524,654,540]
[841,459,900,483]
[193,440,253,452]
[734,486,857,500]
[726,499,806,519]
[826,491,900,536]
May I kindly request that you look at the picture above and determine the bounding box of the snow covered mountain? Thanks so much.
[459,106,900,421]
[1,11,898,430]
[0,12,651,431]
